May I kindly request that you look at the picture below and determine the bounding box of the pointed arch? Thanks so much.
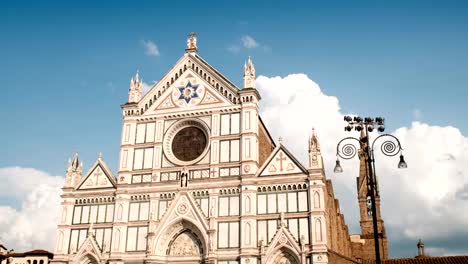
[61,207,67,223]
[268,247,300,264]
[167,229,202,256]
[57,230,64,252]
[315,218,323,242]
[113,229,121,250]
[313,191,321,208]
[245,195,251,213]
[153,218,207,257]
[117,204,123,220]
[245,222,251,245]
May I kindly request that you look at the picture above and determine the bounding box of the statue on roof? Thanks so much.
[186,32,197,52]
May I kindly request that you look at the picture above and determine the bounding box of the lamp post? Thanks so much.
[334,116,407,264]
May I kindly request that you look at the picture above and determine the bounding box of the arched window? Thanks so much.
[315,219,323,242]
[33,260,37,264]
[313,192,321,208]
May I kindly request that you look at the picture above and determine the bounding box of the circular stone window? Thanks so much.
[172,127,207,161]
[163,119,210,166]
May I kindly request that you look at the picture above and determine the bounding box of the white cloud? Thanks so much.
[0,167,63,251]
[241,35,259,49]
[257,74,468,256]
[141,40,160,56]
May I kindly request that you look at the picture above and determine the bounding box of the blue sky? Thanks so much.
[1,0,468,258]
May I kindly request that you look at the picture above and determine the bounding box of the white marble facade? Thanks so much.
[52,33,332,264]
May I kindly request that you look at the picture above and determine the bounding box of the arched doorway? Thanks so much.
[153,219,207,264]
[77,254,99,264]
[167,230,203,257]
[269,248,300,264]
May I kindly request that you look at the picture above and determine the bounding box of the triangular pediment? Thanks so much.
[151,68,234,112]
[265,224,302,257]
[258,144,308,177]
[137,53,241,116]
[152,191,210,256]
[77,157,116,190]
[73,234,103,264]
[156,191,209,232]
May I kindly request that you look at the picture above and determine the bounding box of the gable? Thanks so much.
[258,145,308,177]
[77,159,116,190]
[150,68,233,113]
[137,53,241,116]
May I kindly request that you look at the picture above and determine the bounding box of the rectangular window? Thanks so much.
[69,229,89,253]
[267,194,277,214]
[143,148,153,169]
[230,140,240,161]
[257,191,307,214]
[218,222,239,248]
[298,191,308,211]
[220,114,230,135]
[220,113,241,135]
[137,226,148,251]
[267,220,277,242]
[81,206,90,224]
[73,206,82,224]
[95,228,112,251]
[230,113,240,134]
[219,197,229,216]
[129,202,149,221]
[220,141,230,162]
[218,223,229,248]
[218,196,240,216]
[73,205,113,224]
[145,123,155,143]
[133,149,144,170]
[299,218,310,244]
[89,205,98,224]
[288,218,299,240]
[126,227,137,251]
[106,204,114,222]
[257,220,267,242]
[257,194,266,214]
[133,148,153,170]
[288,192,298,212]
[97,205,106,223]
[220,140,240,163]
[278,193,287,213]
[136,123,146,144]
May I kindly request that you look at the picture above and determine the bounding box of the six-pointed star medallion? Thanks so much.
[178,81,199,103]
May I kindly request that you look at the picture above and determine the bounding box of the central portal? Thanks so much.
[169,230,202,256]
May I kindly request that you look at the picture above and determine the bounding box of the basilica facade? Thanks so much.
[52,33,387,264]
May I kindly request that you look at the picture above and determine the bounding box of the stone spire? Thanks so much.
[65,152,83,188]
[243,56,256,89]
[308,128,323,169]
[128,70,142,103]
[186,32,197,53]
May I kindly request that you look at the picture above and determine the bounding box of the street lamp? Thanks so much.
[334,115,407,264]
